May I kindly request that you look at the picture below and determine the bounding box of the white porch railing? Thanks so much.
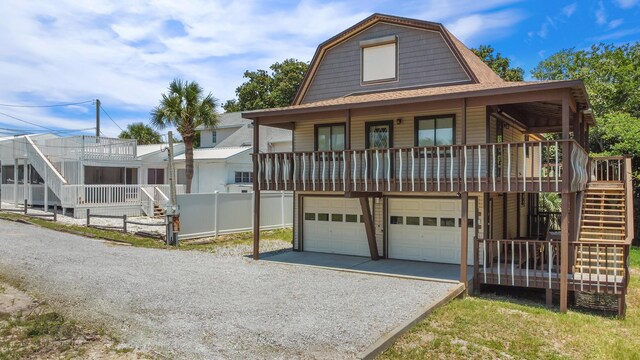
[44,136,137,161]
[25,136,68,198]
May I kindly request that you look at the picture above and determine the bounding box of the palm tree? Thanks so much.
[150,79,218,193]
[118,122,162,145]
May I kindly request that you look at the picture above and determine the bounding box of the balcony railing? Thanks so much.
[254,139,588,193]
[475,238,628,295]
[44,136,137,161]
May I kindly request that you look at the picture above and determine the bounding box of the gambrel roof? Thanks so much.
[292,13,503,105]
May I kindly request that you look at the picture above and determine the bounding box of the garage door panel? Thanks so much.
[388,198,475,264]
[303,197,370,257]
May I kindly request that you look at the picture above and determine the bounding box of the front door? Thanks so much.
[366,121,393,181]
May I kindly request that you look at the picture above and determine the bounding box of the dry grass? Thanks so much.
[380,247,640,360]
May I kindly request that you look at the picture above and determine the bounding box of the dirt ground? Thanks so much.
[0,280,149,359]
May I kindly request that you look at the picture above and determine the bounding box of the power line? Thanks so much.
[99,105,124,132]
[0,100,94,108]
[0,110,56,131]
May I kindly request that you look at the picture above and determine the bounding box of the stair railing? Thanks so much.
[24,136,68,199]
[140,187,155,217]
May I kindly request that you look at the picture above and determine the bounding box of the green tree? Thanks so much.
[471,45,524,81]
[224,58,309,111]
[118,122,162,145]
[150,79,218,193]
[533,43,640,241]
[531,43,640,118]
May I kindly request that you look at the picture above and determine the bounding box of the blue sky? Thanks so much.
[0,0,638,138]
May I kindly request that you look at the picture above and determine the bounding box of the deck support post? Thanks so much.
[460,192,469,285]
[560,93,571,313]
[253,118,261,260]
[359,197,379,260]
[546,288,553,306]
[13,158,18,206]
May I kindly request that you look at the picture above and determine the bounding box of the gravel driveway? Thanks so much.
[0,219,458,359]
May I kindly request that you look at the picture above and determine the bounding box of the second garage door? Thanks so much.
[388,198,475,264]
[302,197,370,257]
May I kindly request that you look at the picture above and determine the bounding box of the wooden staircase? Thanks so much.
[574,182,627,276]
[153,203,165,218]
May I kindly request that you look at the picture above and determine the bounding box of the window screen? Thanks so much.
[362,42,397,82]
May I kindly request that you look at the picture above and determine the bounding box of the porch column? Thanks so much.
[23,158,27,204]
[560,93,571,313]
[252,119,261,260]
[460,192,469,284]
[345,109,352,192]
[13,158,18,206]
[44,165,48,212]
[359,197,379,260]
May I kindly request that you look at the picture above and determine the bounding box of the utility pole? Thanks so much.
[95,99,101,140]
[165,131,180,246]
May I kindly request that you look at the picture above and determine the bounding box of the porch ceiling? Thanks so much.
[497,100,591,134]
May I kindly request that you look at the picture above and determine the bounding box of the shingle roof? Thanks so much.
[245,80,591,118]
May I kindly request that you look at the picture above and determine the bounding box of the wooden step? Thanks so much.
[580,231,625,237]
[580,225,625,231]
[581,208,625,213]
[583,202,625,207]
[581,213,625,218]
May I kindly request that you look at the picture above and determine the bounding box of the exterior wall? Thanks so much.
[293,106,486,152]
[200,127,239,148]
[174,152,253,193]
[303,22,470,104]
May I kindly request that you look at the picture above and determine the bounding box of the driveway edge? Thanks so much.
[359,282,466,360]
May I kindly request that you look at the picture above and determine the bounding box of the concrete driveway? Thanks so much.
[0,220,460,359]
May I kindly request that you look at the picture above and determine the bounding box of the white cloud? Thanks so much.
[596,1,607,25]
[445,9,525,44]
[562,3,578,17]
[614,0,639,8]
[609,18,624,29]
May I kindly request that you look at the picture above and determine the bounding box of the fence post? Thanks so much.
[123,214,127,233]
[24,199,27,215]
[251,190,255,231]
[214,191,219,237]
[281,191,285,228]
[86,209,90,227]
[53,204,57,222]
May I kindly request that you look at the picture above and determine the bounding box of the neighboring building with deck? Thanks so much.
[245,14,634,315]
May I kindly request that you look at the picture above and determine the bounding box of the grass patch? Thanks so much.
[0,210,292,253]
[1,310,86,359]
[380,246,640,360]
[180,228,293,252]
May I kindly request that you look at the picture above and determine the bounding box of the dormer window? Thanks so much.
[361,35,398,84]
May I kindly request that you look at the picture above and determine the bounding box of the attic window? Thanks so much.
[361,36,397,84]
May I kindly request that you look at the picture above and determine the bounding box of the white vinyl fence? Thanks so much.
[177,191,293,239]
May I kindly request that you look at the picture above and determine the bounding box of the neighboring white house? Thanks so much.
[181,111,291,192]
[0,134,185,218]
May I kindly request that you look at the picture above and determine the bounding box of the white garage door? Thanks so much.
[302,197,370,257]
[388,198,475,264]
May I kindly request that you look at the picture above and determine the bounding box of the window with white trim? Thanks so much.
[212,130,217,144]
[361,36,397,84]
[235,171,252,183]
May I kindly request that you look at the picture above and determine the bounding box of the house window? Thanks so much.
[315,124,345,151]
[177,169,187,185]
[361,36,397,83]
[147,168,165,185]
[415,115,455,147]
[234,171,253,183]
[212,130,217,144]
